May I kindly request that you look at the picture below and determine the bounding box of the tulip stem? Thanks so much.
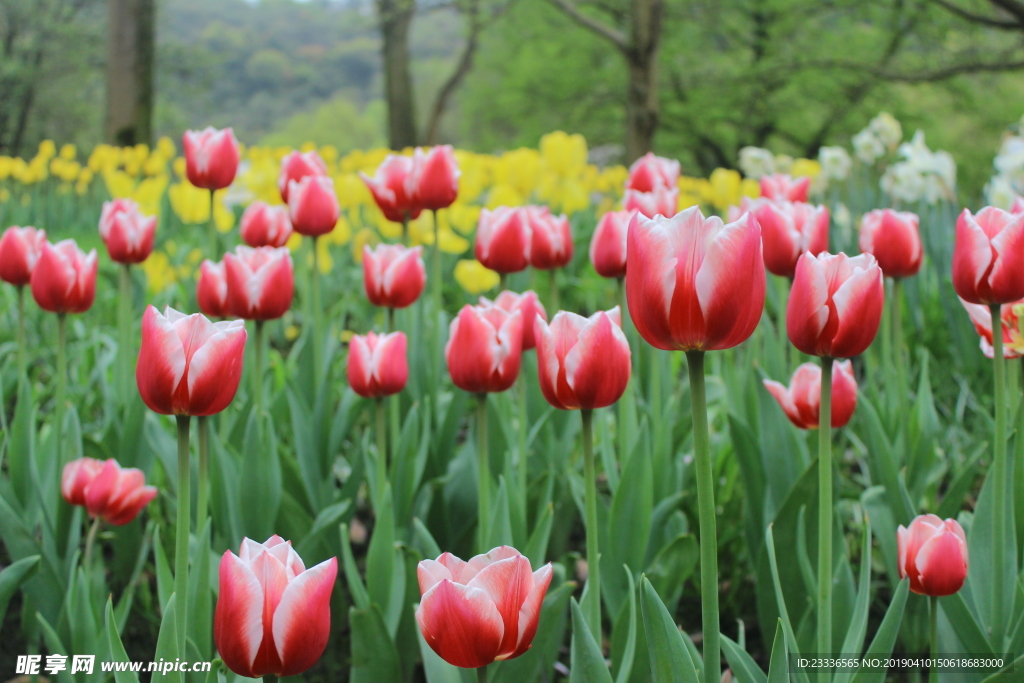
[118,264,133,403]
[387,307,395,333]
[991,303,1008,641]
[375,397,388,504]
[893,279,908,405]
[817,356,834,679]
[402,215,409,245]
[929,595,939,683]
[254,321,265,409]
[83,516,101,567]
[16,285,25,378]
[548,269,559,312]
[207,189,217,258]
[477,394,490,553]
[56,313,67,468]
[686,350,720,683]
[517,374,529,533]
[174,414,191,655]
[499,273,507,290]
[197,416,209,531]
[311,236,324,393]
[476,665,488,683]
[431,209,442,314]
[580,408,601,642]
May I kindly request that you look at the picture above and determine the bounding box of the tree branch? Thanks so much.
[988,0,1024,25]
[425,0,483,143]
[543,0,628,51]
[930,0,1021,28]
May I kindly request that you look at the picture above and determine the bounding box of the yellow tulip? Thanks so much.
[59,144,77,161]
[454,259,499,294]
[351,227,377,263]
[790,158,821,179]
[540,131,588,176]
[708,168,742,211]
[486,183,525,209]
[141,251,177,294]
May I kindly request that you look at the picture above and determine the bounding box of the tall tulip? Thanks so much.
[30,239,97,315]
[411,145,459,211]
[224,246,295,322]
[184,127,240,256]
[240,201,293,248]
[475,207,531,276]
[743,198,829,278]
[362,244,426,315]
[278,150,328,202]
[416,546,552,671]
[623,185,678,220]
[360,154,422,229]
[0,226,46,373]
[859,209,922,279]
[763,360,858,429]
[759,173,810,202]
[215,536,337,678]
[625,152,680,193]
[589,210,631,280]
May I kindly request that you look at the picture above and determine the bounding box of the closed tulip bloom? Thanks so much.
[480,290,547,351]
[625,153,680,193]
[347,331,408,398]
[30,239,98,314]
[288,175,340,237]
[197,260,230,318]
[623,186,679,219]
[215,536,338,678]
[745,198,829,278]
[626,207,765,351]
[411,145,460,211]
[240,202,293,248]
[859,209,922,279]
[787,252,884,358]
[959,297,1024,359]
[360,154,422,222]
[61,457,105,506]
[475,207,531,274]
[446,303,523,393]
[525,206,573,270]
[898,515,968,597]
[590,210,631,279]
[952,207,1024,305]
[62,457,157,525]
[136,306,247,416]
[535,307,630,410]
[416,546,553,668]
[99,199,157,264]
[763,360,858,430]
[224,246,294,321]
[278,150,328,203]
[0,226,46,286]
[759,174,811,202]
[182,127,240,191]
[362,243,426,309]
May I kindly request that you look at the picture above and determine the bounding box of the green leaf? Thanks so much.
[187,519,212,659]
[36,613,74,683]
[349,604,402,683]
[767,621,790,683]
[151,594,182,683]
[978,654,1024,682]
[570,598,613,683]
[412,517,442,560]
[524,503,554,569]
[834,526,873,683]
[603,439,653,619]
[765,525,809,683]
[106,598,141,683]
[297,500,351,557]
[8,375,35,508]
[859,397,915,525]
[366,483,396,628]
[849,578,909,683]
[0,554,38,623]
[721,634,768,683]
[340,523,370,611]
[728,414,766,557]
[153,525,174,614]
[614,568,637,683]
[639,576,699,683]
[966,456,1017,643]
[938,591,994,656]
[239,408,281,540]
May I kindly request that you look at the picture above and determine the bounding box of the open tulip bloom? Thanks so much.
[742,197,829,278]
[62,457,157,527]
[763,360,857,430]
[623,185,678,220]
[479,290,547,351]
[960,297,1024,358]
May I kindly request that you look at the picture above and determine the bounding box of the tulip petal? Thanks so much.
[214,552,265,678]
[625,213,678,350]
[467,555,534,657]
[988,212,1024,304]
[914,532,968,597]
[696,213,766,350]
[418,559,454,594]
[952,209,995,304]
[273,557,338,676]
[564,310,630,410]
[829,264,883,358]
[416,580,504,669]
[136,307,187,415]
[787,253,831,356]
[763,379,810,429]
[504,563,553,660]
[185,321,247,416]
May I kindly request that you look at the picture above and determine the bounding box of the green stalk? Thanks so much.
[517,375,529,529]
[56,313,67,468]
[311,237,324,393]
[16,285,25,378]
[174,415,192,654]
[118,264,133,402]
[431,210,442,314]
[686,350,720,683]
[499,273,507,291]
[196,416,209,530]
[929,596,938,683]
[375,398,388,503]
[991,304,1008,641]
[549,269,560,312]
[387,307,395,333]
[617,278,632,468]
[580,408,601,641]
[881,278,894,394]
[402,215,409,245]
[253,321,265,409]
[207,190,217,258]
[477,394,490,553]
[477,666,488,683]
[817,356,834,679]
[83,516,101,567]
[893,279,908,405]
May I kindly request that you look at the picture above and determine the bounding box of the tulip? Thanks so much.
[0,226,46,286]
[61,457,105,507]
[952,207,1024,305]
[475,207,531,274]
[99,199,157,264]
[524,206,573,270]
[278,150,328,202]
[959,297,1024,358]
[224,246,295,321]
[196,260,231,318]
[744,198,829,278]
[1012,196,1024,214]
[786,252,884,359]
[759,173,810,202]
[30,239,98,315]
[287,175,340,237]
[240,201,293,248]
[182,127,240,191]
[362,244,426,310]
[897,515,968,597]
[623,185,678,219]
[858,209,922,279]
[625,152,680,193]
[446,303,523,394]
[360,154,422,224]
[347,331,408,399]
[479,290,547,351]
[416,546,552,669]
[411,145,460,211]
[61,457,157,525]
[589,210,631,279]
[763,360,858,429]
[215,536,338,678]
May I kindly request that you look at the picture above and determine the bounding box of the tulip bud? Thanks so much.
[626,208,765,352]
[959,297,1024,359]
[288,175,340,237]
[480,290,547,351]
[136,306,247,416]
[525,206,573,270]
[589,210,631,279]
[411,145,460,211]
[744,198,829,278]
[859,209,922,279]
[99,199,157,264]
[763,360,857,430]
[446,303,523,393]
[416,546,552,668]
[623,186,678,219]
[475,207,531,274]
[759,174,811,202]
[215,536,338,677]
[786,252,884,358]
[30,239,98,314]
[625,153,680,193]
[0,226,46,286]
[240,202,293,248]
[182,127,240,191]
[347,331,408,398]
[196,260,230,318]
[952,207,1024,305]
[278,150,328,202]
[224,246,295,321]
[359,154,422,223]
[362,244,426,309]
[897,514,968,597]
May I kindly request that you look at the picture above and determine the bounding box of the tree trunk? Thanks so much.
[624,0,662,162]
[378,0,418,149]
[106,0,155,146]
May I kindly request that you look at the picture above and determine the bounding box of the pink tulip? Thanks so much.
[411,145,460,211]
[787,252,884,358]
[446,303,523,393]
[763,360,858,430]
[625,207,765,351]
[278,151,328,203]
[525,206,573,270]
[287,175,340,237]
[1012,196,1024,214]
[898,515,968,597]
[952,207,1024,305]
[30,239,98,314]
[744,198,829,278]
[62,457,157,525]
[61,457,105,506]
[623,186,679,219]
[136,306,247,416]
[240,202,293,248]
[589,210,631,279]
[347,331,408,398]
[99,199,157,264]
[959,297,1024,359]
[362,243,426,309]
[480,290,547,351]
[625,153,680,193]
[197,260,230,318]
[359,154,422,223]
[0,226,46,286]
[534,307,631,410]
[182,127,240,191]
[224,246,295,321]
[859,209,922,279]
[759,174,810,202]
[215,536,337,677]
[475,207,531,274]
[416,546,552,668]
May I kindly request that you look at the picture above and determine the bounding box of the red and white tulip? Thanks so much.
[589,210,631,279]
[475,207,531,274]
[30,239,98,314]
[197,260,230,318]
[360,154,421,223]
[224,246,295,321]
[763,360,858,430]
[952,207,1024,305]
[99,199,157,264]
[0,226,46,286]
[625,153,680,193]
[743,198,829,278]
[758,174,810,202]
[446,303,523,393]
[61,457,157,525]
[182,127,240,191]
[480,290,547,351]
[898,515,969,597]
[411,145,460,211]
[287,175,340,237]
[347,331,408,399]
[525,206,573,270]
[278,151,328,203]
[240,202,293,248]
[859,209,922,279]
[362,243,426,309]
